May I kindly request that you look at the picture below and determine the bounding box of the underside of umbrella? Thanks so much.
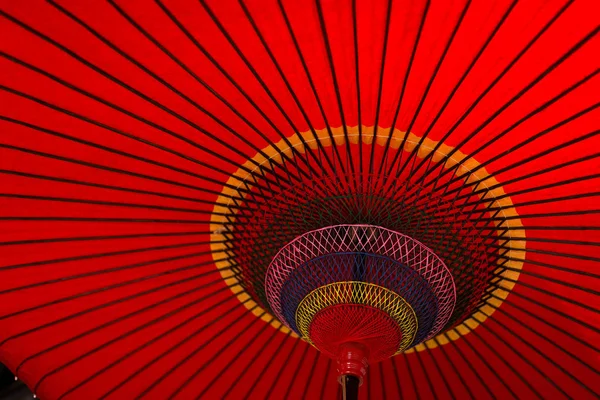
[0,0,598,399]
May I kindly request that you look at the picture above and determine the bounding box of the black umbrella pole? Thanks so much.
[341,375,360,400]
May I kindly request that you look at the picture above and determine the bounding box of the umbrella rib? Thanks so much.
[135,306,263,399]
[486,193,600,214]
[400,147,600,218]
[221,322,283,399]
[377,0,431,180]
[492,273,599,314]
[443,331,496,399]
[442,92,600,192]
[366,0,394,176]
[432,336,475,400]
[401,352,421,400]
[314,0,357,191]
[0,192,214,215]
[493,265,599,296]
[504,256,600,280]
[398,205,600,230]
[46,0,297,183]
[423,346,458,400]
[473,311,595,398]
[0,216,207,224]
[0,140,234,200]
[30,278,244,395]
[237,0,339,178]
[352,0,364,178]
[441,142,600,203]
[394,0,472,181]
[281,341,311,400]
[426,189,600,219]
[468,326,546,399]
[0,188,367,222]
[263,335,303,399]
[242,331,293,400]
[101,298,252,398]
[510,225,600,231]
[320,358,333,399]
[484,290,600,353]
[0,11,282,181]
[462,330,518,398]
[419,230,600,268]
[0,89,300,204]
[274,0,348,178]
[0,229,210,248]
[482,297,600,375]
[413,348,446,400]
[0,169,222,206]
[197,0,325,178]
[440,159,600,209]
[410,0,575,181]
[46,9,274,177]
[0,239,220,271]
[104,298,251,398]
[487,282,600,335]
[300,349,322,400]
[56,291,242,400]
[0,248,215,296]
[401,0,519,180]
[194,317,276,399]
[16,276,240,381]
[5,209,600,227]
[153,0,360,198]
[0,255,232,326]
[377,362,387,400]
[425,37,599,198]
[405,114,600,210]
[388,357,402,398]
[425,67,600,193]
[0,110,276,193]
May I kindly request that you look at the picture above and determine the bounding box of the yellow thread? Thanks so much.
[295,282,418,353]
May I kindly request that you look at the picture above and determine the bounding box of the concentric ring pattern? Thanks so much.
[278,252,439,343]
[0,0,599,399]
[266,225,455,339]
[295,281,419,352]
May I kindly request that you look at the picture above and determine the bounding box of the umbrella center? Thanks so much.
[265,224,456,384]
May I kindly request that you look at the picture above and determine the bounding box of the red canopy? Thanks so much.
[0,0,598,398]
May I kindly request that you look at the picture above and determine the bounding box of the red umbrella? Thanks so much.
[0,0,598,398]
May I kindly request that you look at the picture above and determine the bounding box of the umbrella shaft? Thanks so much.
[342,375,360,400]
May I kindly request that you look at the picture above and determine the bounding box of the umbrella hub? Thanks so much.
[265,224,457,387]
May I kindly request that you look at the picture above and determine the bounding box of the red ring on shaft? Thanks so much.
[307,304,404,386]
[336,342,370,386]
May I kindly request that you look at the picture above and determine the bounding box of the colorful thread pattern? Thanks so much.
[279,252,437,343]
[266,225,456,339]
[295,282,418,353]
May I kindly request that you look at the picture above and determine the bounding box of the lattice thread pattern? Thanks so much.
[267,225,455,339]
[279,252,437,343]
[295,282,418,352]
